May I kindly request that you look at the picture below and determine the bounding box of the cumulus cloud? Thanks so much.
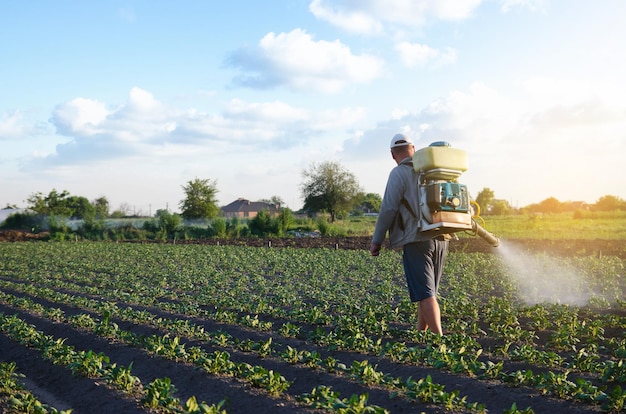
[227,29,383,93]
[50,88,173,146]
[50,98,109,136]
[309,0,483,33]
[33,87,366,168]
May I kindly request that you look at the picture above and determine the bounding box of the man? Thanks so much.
[369,133,449,335]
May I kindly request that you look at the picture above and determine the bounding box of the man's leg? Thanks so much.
[417,296,442,335]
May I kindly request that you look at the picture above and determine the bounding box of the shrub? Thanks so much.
[0,212,44,232]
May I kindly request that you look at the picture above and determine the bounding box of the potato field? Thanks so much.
[0,240,625,413]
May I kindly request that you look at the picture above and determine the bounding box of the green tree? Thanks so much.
[179,178,220,219]
[475,188,495,214]
[27,189,97,219]
[275,208,294,236]
[65,196,95,219]
[352,192,382,215]
[258,195,285,208]
[301,161,362,222]
[93,196,110,218]
[156,209,183,237]
[526,197,564,214]
[594,195,623,211]
[248,209,275,236]
[27,189,72,216]
[210,217,227,237]
[490,199,512,215]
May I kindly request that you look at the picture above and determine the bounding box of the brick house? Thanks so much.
[220,198,280,219]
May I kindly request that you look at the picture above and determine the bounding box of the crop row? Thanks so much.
[2,279,625,412]
[0,311,227,413]
[0,242,625,413]
[0,282,483,412]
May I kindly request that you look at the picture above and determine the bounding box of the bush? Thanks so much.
[0,212,44,232]
[209,217,227,237]
[78,217,106,240]
[48,216,72,240]
[106,224,149,241]
[248,210,276,236]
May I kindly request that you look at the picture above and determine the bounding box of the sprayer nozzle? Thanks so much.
[472,220,500,247]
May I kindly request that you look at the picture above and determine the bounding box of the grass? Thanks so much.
[337,211,626,240]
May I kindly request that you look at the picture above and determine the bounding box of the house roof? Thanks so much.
[221,198,279,213]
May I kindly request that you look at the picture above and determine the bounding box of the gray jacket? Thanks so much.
[372,157,431,249]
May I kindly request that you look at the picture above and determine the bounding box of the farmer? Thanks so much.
[369,133,449,335]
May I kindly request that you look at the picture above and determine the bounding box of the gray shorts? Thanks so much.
[402,239,448,302]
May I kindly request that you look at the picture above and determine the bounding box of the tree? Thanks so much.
[65,196,95,219]
[156,209,182,237]
[352,192,382,215]
[300,161,362,222]
[27,189,72,216]
[248,209,275,236]
[110,202,133,218]
[526,197,564,214]
[275,208,294,236]
[179,178,220,219]
[475,188,495,214]
[26,189,95,219]
[258,195,285,208]
[594,195,623,211]
[490,199,512,215]
[93,197,109,219]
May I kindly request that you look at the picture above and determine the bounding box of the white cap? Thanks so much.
[390,133,413,149]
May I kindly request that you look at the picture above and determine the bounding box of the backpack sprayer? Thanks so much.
[413,141,500,247]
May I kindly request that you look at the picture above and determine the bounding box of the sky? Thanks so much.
[1,0,625,214]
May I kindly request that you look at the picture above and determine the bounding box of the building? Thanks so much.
[220,198,280,219]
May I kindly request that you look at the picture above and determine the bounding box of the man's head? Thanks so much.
[390,133,415,163]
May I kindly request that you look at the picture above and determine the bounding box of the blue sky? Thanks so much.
[1,0,625,214]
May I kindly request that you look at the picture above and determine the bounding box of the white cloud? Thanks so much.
[500,0,548,13]
[1,110,54,141]
[345,78,626,206]
[228,29,384,93]
[224,99,309,122]
[32,88,367,169]
[0,111,29,139]
[309,0,384,34]
[309,0,483,33]
[396,41,457,67]
[51,98,109,136]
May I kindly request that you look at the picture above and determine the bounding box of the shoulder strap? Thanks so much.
[398,159,417,218]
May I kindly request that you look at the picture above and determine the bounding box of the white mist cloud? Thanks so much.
[496,243,595,306]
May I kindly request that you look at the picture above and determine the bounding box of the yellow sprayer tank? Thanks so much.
[413,141,467,180]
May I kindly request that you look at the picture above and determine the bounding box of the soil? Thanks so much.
[1,231,624,413]
[1,229,623,259]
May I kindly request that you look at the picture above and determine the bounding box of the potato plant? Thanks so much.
[0,241,624,413]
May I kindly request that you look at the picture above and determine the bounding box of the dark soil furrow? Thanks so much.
[0,292,605,414]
